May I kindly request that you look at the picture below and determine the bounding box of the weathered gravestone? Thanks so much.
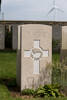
[0,24,5,50]
[52,24,62,51]
[61,26,67,60]
[17,24,52,91]
[12,25,18,50]
[52,24,62,41]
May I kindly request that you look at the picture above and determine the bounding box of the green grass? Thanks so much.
[0,51,67,100]
[0,51,16,78]
[0,51,19,100]
[52,53,60,63]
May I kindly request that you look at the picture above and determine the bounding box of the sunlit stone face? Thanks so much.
[61,26,67,61]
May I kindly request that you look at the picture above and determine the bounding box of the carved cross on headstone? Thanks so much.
[24,40,48,74]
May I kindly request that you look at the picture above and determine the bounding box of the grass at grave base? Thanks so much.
[0,51,67,100]
[52,52,60,63]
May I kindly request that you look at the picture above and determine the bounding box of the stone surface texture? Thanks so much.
[61,26,67,60]
[12,25,18,50]
[52,24,62,40]
[52,24,62,51]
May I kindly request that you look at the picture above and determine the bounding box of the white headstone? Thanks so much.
[17,24,52,91]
